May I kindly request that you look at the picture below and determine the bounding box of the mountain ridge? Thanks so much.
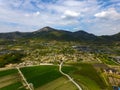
[0,26,119,43]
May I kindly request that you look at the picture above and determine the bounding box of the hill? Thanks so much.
[0,26,119,43]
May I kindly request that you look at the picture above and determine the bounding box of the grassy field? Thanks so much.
[0,69,18,77]
[0,63,112,90]
[63,63,112,90]
[20,64,111,90]
[0,82,26,90]
[0,69,26,90]
[20,65,78,90]
[36,77,77,90]
[20,65,63,88]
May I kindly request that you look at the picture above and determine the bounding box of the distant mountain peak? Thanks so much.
[41,26,53,30]
[75,30,88,33]
[74,30,95,36]
[36,26,57,32]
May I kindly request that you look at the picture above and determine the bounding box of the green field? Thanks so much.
[20,65,63,88]
[36,77,77,90]
[0,64,112,90]
[0,82,26,90]
[0,69,26,90]
[20,64,111,90]
[63,63,112,90]
[0,69,18,77]
[20,65,78,90]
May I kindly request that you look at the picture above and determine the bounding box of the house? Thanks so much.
[104,68,118,74]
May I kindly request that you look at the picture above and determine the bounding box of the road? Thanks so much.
[59,61,82,90]
[17,67,33,90]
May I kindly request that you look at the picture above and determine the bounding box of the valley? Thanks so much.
[0,27,120,90]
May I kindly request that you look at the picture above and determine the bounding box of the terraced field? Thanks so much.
[0,69,26,90]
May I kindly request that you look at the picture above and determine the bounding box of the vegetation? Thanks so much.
[0,27,120,90]
[96,54,118,65]
[0,69,18,77]
[19,64,111,90]
[0,69,25,90]
[0,82,26,90]
[0,26,120,43]
[37,77,77,90]
[62,63,111,90]
[0,52,25,67]
[20,65,62,88]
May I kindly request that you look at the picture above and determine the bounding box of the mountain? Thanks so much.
[102,32,120,41]
[0,31,30,39]
[0,26,119,43]
[29,26,99,42]
[35,26,57,32]
[73,30,98,41]
[31,26,74,41]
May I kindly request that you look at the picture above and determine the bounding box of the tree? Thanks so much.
[0,52,25,67]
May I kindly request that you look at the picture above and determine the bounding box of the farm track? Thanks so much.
[17,67,33,90]
[59,61,82,90]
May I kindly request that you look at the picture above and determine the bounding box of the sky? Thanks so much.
[0,0,120,35]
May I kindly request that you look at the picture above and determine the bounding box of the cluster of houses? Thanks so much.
[4,60,54,68]
[0,49,23,55]
[72,45,110,54]
[104,68,120,75]
[17,61,40,67]
[104,68,120,89]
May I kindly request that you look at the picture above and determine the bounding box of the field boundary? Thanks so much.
[17,67,33,90]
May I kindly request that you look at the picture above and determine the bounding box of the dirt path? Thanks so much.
[17,67,33,90]
[59,61,82,90]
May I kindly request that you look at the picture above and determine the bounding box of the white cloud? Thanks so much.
[95,8,120,20]
[63,10,80,17]
[0,0,119,35]
[25,14,30,17]
[95,11,107,17]
[88,21,120,35]
[33,11,40,16]
[25,11,40,17]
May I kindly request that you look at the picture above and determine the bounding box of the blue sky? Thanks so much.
[0,0,120,35]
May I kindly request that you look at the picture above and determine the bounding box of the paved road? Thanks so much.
[59,62,82,90]
[17,67,33,90]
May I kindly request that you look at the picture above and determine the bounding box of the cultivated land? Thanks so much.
[0,27,120,90]
[0,82,26,90]
[20,65,62,88]
[62,63,112,90]
[0,61,119,90]
[20,65,78,90]
[36,77,77,90]
[0,69,26,90]
[19,63,110,90]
